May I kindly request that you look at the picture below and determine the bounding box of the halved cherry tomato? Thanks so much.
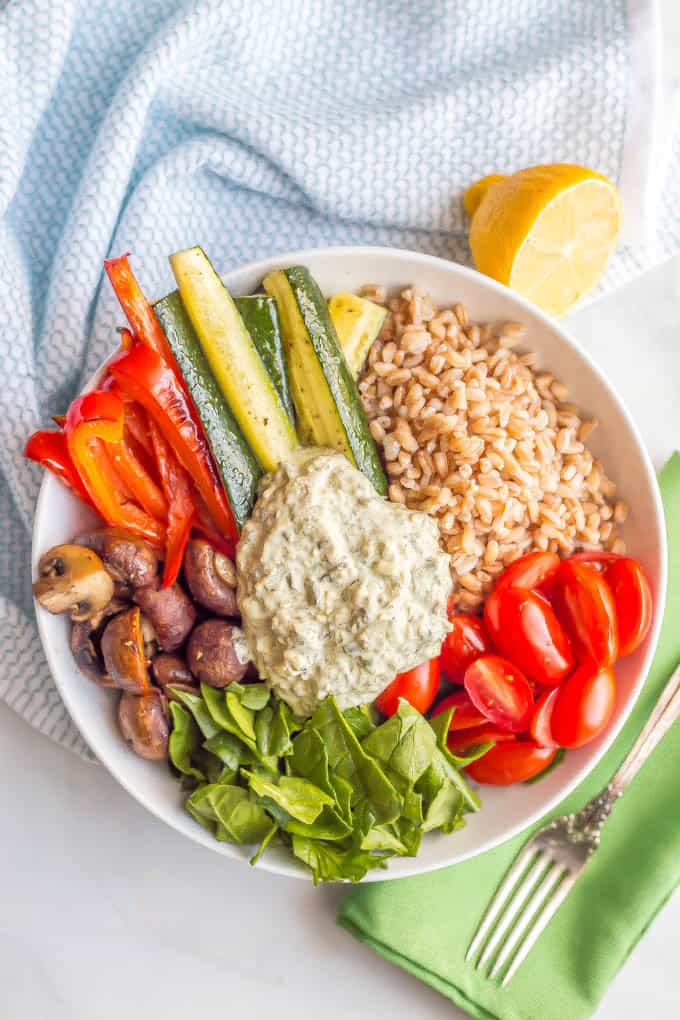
[465,741,556,785]
[495,551,560,594]
[375,659,440,718]
[430,689,486,730]
[484,587,574,687]
[550,663,617,749]
[552,561,619,668]
[440,614,494,682]
[463,655,534,733]
[529,687,560,748]
[447,726,515,755]
[603,558,653,657]
[565,550,620,566]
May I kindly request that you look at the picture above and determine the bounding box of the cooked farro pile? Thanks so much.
[358,285,627,613]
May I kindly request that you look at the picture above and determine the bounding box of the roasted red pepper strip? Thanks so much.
[193,505,237,559]
[118,326,134,351]
[24,429,93,505]
[107,434,168,522]
[108,343,237,544]
[148,418,196,587]
[65,390,165,546]
[119,399,154,456]
[104,256,180,372]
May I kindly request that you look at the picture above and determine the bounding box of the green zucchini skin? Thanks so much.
[235,295,295,423]
[153,291,262,528]
[266,266,387,496]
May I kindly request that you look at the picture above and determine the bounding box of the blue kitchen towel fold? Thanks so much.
[0,0,675,755]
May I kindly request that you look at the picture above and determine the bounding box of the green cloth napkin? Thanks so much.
[339,454,680,1020]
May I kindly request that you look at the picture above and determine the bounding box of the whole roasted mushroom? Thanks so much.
[187,619,250,688]
[100,607,152,694]
[183,538,238,616]
[152,653,195,689]
[76,527,159,589]
[33,544,114,622]
[133,581,196,653]
[118,691,169,760]
[70,622,115,688]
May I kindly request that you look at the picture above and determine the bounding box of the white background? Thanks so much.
[2,4,680,1017]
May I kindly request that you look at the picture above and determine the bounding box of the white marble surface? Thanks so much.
[3,6,680,1017]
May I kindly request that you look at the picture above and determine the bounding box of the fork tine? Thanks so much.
[488,863,565,979]
[500,871,578,987]
[476,851,552,969]
[465,845,535,962]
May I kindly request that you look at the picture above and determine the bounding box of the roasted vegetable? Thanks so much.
[235,295,295,422]
[118,691,169,760]
[133,581,196,653]
[33,544,114,622]
[263,267,387,494]
[183,538,238,617]
[187,620,250,687]
[153,290,261,528]
[100,607,152,694]
[328,291,387,377]
[169,246,298,472]
[75,528,159,589]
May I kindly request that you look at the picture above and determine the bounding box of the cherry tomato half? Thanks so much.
[463,655,534,733]
[431,689,486,730]
[550,662,617,749]
[465,741,557,785]
[552,561,619,668]
[375,658,440,718]
[529,687,560,748]
[440,614,494,682]
[484,586,574,687]
[447,725,515,755]
[495,551,560,594]
[603,557,653,657]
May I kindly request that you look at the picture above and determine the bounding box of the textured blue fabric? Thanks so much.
[0,0,671,754]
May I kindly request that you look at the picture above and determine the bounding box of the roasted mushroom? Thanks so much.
[152,653,195,689]
[70,622,115,688]
[100,607,152,694]
[118,691,169,760]
[187,619,250,688]
[76,527,159,588]
[33,544,114,622]
[133,581,196,653]
[183,538,238,616]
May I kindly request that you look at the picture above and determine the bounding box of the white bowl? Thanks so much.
[32,246,667,881]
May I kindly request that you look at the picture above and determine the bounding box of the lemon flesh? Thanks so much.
[466,164,622,317]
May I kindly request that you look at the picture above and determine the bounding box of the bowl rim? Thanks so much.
[32,244,668,881]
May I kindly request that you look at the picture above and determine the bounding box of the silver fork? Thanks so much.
[466,661,680,987]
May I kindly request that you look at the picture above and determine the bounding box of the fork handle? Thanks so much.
[582,661,680,834]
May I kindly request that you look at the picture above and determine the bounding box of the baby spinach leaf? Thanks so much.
[393,817,423,857]
[291,727,333,796]
[250,821,279,866]
[243,771,334,824]
[168,702,204,781]
[168,687,220,739]
[229,682,271,711]
[363,701,436,784]
[285,807,352,841]
[310,697,400,825]
[343,704,379,741]
[256,699,297,758]
[186,783,273,844]
[203,730,249,770]
[360,823,407,854]
[421,777,463,833]
[291,836,384,885]
[192,748,237,785]
[226,690,257,741]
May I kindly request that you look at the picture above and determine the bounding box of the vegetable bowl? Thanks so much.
[31,246,666,881]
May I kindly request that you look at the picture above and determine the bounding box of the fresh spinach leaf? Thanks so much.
[203,730,249,770]
[310,697,400,825]
[291,836,384,885]
[250,821,279,866]
[168,702,204,781]
[243,771,334,824]
[229,682,270,711]
[168,687,220,739]
[363,701,436,784]
[186,784,273,844]
[343,703,379,741]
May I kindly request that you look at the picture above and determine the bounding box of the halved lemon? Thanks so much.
[464,164,622,317]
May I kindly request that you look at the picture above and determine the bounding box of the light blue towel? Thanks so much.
[0,0,673,755]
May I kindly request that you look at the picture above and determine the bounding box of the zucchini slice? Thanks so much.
[234,295,295,422]
[169,247,298,473]
[263,266,387,495]
[153,291,262,528]
[328,291,387,377]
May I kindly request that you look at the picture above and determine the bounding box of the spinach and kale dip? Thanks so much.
[236,448,451,716]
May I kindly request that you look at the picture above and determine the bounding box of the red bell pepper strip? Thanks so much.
[108,343,238,545]
[107,434,168,522]
[193,505,237,559]
[148,418,196,587]
[65,390,165,546]
[118,326,134,351]
[104,256,180,373]
[24,429,93,505]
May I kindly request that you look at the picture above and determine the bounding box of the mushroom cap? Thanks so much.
[183,538,238,617]
[33,544,114,622]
